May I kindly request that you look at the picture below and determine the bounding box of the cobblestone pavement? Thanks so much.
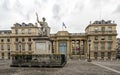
[0,59,120,75]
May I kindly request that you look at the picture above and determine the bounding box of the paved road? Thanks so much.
[0,60,120,75]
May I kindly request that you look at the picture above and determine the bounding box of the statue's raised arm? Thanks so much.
[35,12,50,36]
[36,12,40,23]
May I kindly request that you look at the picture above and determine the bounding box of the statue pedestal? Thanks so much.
[33,37,52,54]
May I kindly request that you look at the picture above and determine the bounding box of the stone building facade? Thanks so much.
[116,38,120,58]
[0,20,117,60]
[85,20,117,60]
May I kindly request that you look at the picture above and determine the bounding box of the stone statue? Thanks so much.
[36,13,50,36]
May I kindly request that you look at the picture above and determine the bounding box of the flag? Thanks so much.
[62,22,66,28]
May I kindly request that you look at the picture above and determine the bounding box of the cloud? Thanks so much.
[114,4,120,13]
[52,4,61,20]
[90,0,112,9]
[41,0,48,3]
[74,3,84,11]
[2,0,11,10]
[34,0,42,8]
[13,0,24,17]
[0,0,120,37]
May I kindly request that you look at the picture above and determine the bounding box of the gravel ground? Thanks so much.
[0,59,120,75]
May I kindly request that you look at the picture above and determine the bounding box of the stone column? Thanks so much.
[82,40,84,55]
[54,40,57,54]
[56,40,59,54]
[75,40,77,55]
[0,53,1,59]
[51,40,54,53]
[79,40,81,54]
[69,40,72,58]
[67,40,70,59]
[79,40,81,59]
[25,43,27,54]
[71,40,73,55]
[104,52,107,60]
[4,52,8,59]
[84,40,87,59]
[98,42,101,60]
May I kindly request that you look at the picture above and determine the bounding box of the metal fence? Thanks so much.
[10,54,67,67]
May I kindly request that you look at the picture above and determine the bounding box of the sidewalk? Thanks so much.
[92,60,120,72]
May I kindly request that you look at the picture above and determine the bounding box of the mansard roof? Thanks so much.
[14,22,34,27]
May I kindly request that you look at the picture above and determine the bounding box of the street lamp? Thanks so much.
[88,39,92,62]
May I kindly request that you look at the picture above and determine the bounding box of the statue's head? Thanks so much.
[42,17,46,22]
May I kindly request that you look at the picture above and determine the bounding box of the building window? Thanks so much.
[58,42,67,55]
[108,27,112,32]
[94,43,98,51]
[94,52,98,59]
[108,52,111,59]
[8,53,10,59]
[81,41,83,46]
[72,40,80,55]
[15,29,18,34]
[28,38,31,42]
[28,29,31,34]
[22,38,25,42]
[15,38,18,42]
[2,53,4,59]
[101,27,105,32]
[49,44,50,51]
[95,27,98,33]
[1,44,4,50]
[1,39,4,42]
[101,52,105,59]
[101,43,105,50]
[7,44,10,50]
[95,36,98,40]
[108,36,112,40]
[15,44,19,50]
[22,44,25,50]
[21,29,25,34]
[108,43,112,50]
[28,44,32,50]
[101,36,105,40]
[7,39,10,42]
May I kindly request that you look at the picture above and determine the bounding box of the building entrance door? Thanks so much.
[59,42,67,55]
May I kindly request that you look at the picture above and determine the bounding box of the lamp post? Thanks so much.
[88,40,92,62]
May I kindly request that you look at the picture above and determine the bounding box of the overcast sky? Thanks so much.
[0,0,120,37]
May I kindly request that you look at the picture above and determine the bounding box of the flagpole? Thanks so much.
[62,23,64,31]
[62,22,66,31]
